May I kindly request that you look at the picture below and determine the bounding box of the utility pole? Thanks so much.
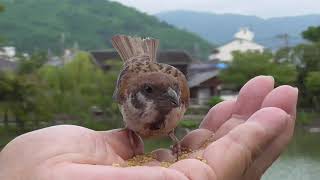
[276,33,289,49]
[193,43,201,60]
[60,32,65,65]
[276,33,290,62]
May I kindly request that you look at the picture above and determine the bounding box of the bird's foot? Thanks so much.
[169,131,183,161]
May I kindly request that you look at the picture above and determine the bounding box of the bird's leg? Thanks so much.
[169,130,181,161]
[126,128,143,156]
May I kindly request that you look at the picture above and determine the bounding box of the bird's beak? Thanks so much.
[165,87,180,107]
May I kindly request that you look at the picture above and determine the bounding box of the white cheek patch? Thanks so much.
[126,95,137,113]
[137,92,154,111]
[136,92,157,123]
[122,93,158,131]
[136,92,147,103]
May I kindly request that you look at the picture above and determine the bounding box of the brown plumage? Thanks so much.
[111,35,190,156]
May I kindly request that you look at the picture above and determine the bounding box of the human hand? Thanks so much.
[0,76,298,180]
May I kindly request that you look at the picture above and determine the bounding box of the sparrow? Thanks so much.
[111,35,190,158]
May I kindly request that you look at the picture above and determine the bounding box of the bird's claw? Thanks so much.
[169,131,182,161]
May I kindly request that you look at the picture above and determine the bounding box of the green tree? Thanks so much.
[305,72,320,110]
[302,26,320,43]
[0,3,4,44]
[17,51,48,74]
[0,72,14,129]
[291,43,320,107]
[0,72,49,132]
[221,51,297,90]
[0,0,212,57]
[0,4,4,12]
[38,52,121,129]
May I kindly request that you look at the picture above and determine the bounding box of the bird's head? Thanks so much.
[128,72,181,110]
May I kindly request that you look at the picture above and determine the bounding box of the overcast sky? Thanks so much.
[110,0,320,18]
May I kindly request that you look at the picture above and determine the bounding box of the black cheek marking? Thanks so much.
[174,70,179,77]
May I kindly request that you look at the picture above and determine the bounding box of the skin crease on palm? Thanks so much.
[0,76,298,180]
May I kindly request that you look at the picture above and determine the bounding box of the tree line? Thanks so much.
[0,52,122,133]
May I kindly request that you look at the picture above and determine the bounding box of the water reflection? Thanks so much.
[263,128,320,180]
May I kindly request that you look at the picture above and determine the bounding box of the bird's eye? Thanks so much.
[144,85,153,93]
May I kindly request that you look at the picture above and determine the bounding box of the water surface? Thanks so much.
[263,129,320,180]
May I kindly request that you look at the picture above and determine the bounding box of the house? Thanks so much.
[90,50,193,76]
[0,46,17,62]
[188,63,221,105]
[90,50,119,71]
[45,49,77,67]
[157,50,192,76]
[209,27,264,62]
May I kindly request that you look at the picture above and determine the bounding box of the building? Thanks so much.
[90,50,120,71]
[209,27,264,62]
[188,63,221,105]
[0,46,17,62]
[90,50,193,76]
[45,49,77,67]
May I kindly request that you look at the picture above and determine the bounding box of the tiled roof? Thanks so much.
[188,70,219,88]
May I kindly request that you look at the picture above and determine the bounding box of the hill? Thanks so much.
[0,0,212,57]
[156,11,320,49]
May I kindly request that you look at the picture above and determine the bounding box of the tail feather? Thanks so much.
[111,35,159,62]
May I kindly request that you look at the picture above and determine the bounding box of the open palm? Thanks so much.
[0,76,298,180]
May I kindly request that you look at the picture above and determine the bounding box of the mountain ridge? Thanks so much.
[156,10,320,49]
[0,0,212,57]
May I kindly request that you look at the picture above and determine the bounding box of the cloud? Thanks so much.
[109,0,320,18]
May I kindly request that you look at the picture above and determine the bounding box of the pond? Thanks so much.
[263,129,320,180]
[144,128,320,180]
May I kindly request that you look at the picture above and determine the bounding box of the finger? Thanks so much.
[200,100,236,132]
[99,129,144,160]
[151,149,175,162]
[233,76,274,119]
[52,163,188,180]
[213,76,275,140]
[180,129,213,150]
[243,86,298,179]
[261,85,298,117]
[203,107,289,180]
[170,159,216,180]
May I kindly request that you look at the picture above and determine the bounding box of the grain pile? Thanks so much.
[113,134,215,168]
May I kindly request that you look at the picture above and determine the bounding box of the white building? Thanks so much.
[0,46,17,61]
[209,27,264,62]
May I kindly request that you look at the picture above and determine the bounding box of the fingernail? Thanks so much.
[262,75,274,82]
